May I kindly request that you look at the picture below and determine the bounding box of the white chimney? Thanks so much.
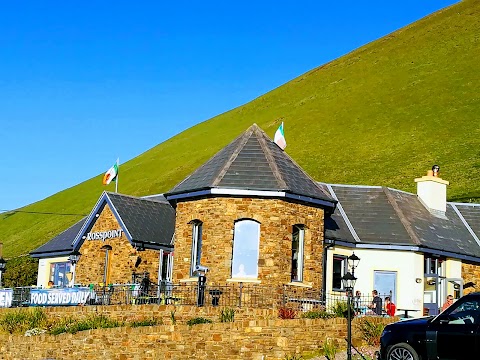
[415,165,449,215]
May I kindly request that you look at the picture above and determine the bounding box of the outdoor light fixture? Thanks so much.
[341,271,357,291]
[347,253,360,274]
[342,253,360,360]
[68,250,82,287]
[68,250,82,265]
[432,164,440,177]
[0,257,6,288]
[416,278,422,284]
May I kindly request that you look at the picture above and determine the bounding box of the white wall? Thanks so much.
[37,256,69,287]
[326,247,424,317]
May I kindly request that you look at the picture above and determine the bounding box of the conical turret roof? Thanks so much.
[166,124,336,209]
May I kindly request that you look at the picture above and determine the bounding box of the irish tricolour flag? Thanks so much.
[103,159,119,185]
[274,122,287,150]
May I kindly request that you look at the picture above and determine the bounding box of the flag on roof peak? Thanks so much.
[103,159,119,185]
[274,122,286,150]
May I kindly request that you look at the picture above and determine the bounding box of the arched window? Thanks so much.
[231,219,260,279]
[189,220,203,277]
[291,225,305,282]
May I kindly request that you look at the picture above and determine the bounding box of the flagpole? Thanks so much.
[115,158,119,193]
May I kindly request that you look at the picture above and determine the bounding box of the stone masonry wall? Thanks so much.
[75,204,160,285]
[461,262,480,295]
[173,197,325,290]
[0,306,395,360]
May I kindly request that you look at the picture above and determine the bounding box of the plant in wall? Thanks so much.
[219,308,235,323]
[322,338,338,360]
[186,317,213,326]
[278,307,297,319]
[170,310,176,325]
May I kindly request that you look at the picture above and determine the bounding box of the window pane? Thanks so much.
[332,256,346,290]
[291,225,304,282]
[232,220,260,278]
[190,221,203,276]
[49,262,71,287]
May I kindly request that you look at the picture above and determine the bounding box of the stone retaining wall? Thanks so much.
[0,305,395,359]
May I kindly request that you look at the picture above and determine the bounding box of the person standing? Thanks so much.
[384,296,396,317]
[368,290,383,315]
[441,295,454,312]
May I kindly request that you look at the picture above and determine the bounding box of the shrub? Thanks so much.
[278,307,297,319]
[331,300,355,318]
[219,308,235,323]
[355,317,386,346]
[170,310,176,325]
[300,310,335,320]
[0,308,47,334]
[129,317,162,327]
[186,317,213,326]
[323,338,338,360]
[49,314,122,335]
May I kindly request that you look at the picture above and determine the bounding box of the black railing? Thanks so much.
[1,282,394,313]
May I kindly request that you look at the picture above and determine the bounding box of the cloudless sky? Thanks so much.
[0,0,458,211]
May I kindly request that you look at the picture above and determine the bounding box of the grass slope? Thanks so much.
[1,0,479,258]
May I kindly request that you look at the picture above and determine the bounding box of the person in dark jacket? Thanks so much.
[368,290,383,315]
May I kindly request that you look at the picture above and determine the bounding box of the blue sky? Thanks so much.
[0,0,458,211]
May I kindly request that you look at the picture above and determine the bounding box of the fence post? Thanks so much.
[282,285,286,307]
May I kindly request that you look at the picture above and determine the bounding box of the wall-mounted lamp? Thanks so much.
[415,278,422,283]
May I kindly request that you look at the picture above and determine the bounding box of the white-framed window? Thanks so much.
[49,262,71,287]
[231,219,260,279]
[291,224,305,282]
[159,249,174,282]
[189,220,203,277]
[332,255,347,290]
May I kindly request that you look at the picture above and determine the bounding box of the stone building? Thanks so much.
[163,124,336,289]
[31,124,480,316]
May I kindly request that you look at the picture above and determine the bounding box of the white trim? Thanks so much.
[449,202,480,207]
[286,281,313,288]
[326,184,362,243]
[355,243,420,251]
[226,278,261,284]
[211,188,286,197]
[451,204,480,248]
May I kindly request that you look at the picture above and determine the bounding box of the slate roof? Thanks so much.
[30,218,87,257]
[31,192,175,258]
[106,192,175,247]
[324,184,480,261]
[166,124,336,209]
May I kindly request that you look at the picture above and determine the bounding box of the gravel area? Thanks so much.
[309,346,379,360]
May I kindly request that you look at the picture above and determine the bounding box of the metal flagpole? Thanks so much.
[115,158,119,193]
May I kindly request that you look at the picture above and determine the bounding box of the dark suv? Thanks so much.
[379,292,480,360]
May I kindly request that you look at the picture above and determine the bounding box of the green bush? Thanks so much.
[331,300,355,318]
[355,317,386,346]
[49,314,122,335]
[322,338,338,359]
[219,308,235,323]
[186,317,213,326]
[300,310,335,320]
[129,317,162,327]
[0,308,47,334]
[2,256,38,287]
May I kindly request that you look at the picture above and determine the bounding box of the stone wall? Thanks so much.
[174,197,325,289]
[75,204,160,285]
[461,262,480,295]
[0,305,395,360]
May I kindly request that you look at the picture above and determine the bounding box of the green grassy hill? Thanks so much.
[1,0,479,258]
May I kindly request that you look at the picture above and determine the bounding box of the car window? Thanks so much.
[445,299,480,325]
